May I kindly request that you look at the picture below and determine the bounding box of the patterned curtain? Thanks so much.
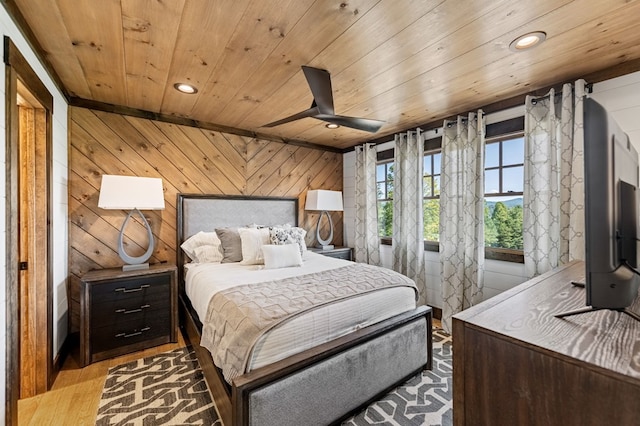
[523,80,586,278]
[354,144,381,265]
[392,130,427,306]
[440,111,485,333]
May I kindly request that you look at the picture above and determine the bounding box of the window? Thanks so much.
[373,117,525,262]
[376,151,442,241]
[484,135,524,250]
[423,150,441,241]
[376,161,394,237]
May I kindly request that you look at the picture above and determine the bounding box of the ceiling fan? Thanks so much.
[262,65,385,133]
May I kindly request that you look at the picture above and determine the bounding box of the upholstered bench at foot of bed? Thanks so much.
[234,307,432,426]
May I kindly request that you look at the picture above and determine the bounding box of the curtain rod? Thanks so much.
[530,82,594,103]
[444,112,483,127]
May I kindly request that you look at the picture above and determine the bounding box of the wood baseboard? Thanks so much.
[429,306,442,320]
[50,332,76,388]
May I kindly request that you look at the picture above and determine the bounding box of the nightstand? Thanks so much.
[79,263,177,366]
[309,246,353,261]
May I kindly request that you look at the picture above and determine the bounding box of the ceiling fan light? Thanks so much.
[509,31,546,52]
[174,83,198,94]
[325,123,340,129]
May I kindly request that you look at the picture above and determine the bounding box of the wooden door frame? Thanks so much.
[4,36,54,426]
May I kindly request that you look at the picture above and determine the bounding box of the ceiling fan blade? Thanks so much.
[262,106,320,128]
[264,65,385,132]
[316,114,385,133]
[302,66,334,115]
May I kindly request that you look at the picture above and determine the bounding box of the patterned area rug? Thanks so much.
[97,330,452,426]
[343,328,453,426]
[96,347,221,425]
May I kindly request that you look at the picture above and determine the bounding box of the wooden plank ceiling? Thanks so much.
[11,0,640,150]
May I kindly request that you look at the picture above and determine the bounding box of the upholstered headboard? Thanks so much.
[176,194,299,285]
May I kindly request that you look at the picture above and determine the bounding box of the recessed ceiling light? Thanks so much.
[173,83,198,94]
[325,123,340,129]
[509,31,546,52]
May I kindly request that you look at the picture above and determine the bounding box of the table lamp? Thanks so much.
[98,175,165,271]
[305,189,343,250]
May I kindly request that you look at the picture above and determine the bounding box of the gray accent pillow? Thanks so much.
[215,227,243,263]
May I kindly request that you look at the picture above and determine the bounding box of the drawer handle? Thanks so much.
[114,284,150,293]
[115,327,150,339]
[115,304,151,314]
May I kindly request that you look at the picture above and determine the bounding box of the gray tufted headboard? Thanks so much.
[176,194,299,287]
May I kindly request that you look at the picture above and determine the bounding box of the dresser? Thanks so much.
[309,246,353,261]
[79,264,177,366]
[452,261,640,425]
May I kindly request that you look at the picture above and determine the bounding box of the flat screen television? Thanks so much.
[557,97,640,321]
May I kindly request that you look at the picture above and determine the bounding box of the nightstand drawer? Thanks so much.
[90,297,170,331]
[91,313,171,354]
[310,246,353,261]
[90,274,170,301]
[320,250,351,260]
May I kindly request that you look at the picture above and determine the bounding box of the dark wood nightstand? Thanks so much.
[309,246,353,261]
[79,263,177,366]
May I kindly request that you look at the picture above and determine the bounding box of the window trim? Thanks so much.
[390,240,524,263]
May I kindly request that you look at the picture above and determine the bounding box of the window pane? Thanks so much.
[484,196,523,250]
[424,176,432,197]
[377,182,385,199]
[433,153,441,175]
[485,169,500,194]
[433,176,441,196]
[423,199,440,241]
[376,164,386,182]
[423,156,432,176]
[485,142,499,168]
[503,137,524,166]
[377,201,393,237]
[503,166,523,193]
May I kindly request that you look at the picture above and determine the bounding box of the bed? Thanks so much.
[176,194,433,426]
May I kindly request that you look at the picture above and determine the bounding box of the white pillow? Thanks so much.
[262,244,303,269]
[239,227,271,265]
[192,244,224,264]
[181,231,221,261]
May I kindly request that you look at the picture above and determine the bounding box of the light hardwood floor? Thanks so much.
[17,333,187,426]
[18,318,443,425]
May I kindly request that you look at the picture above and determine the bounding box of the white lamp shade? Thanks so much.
[305,189,343,212]
[98,175,165,210]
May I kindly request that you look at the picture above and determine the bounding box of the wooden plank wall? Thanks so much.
[68,106,343,331]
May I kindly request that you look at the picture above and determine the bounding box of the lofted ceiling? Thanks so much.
[8,0,640,150]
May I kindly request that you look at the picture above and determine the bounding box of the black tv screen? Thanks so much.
[583,97,640,310]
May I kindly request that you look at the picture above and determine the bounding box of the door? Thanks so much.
[4,37,55,425]
[17,85,49,398]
